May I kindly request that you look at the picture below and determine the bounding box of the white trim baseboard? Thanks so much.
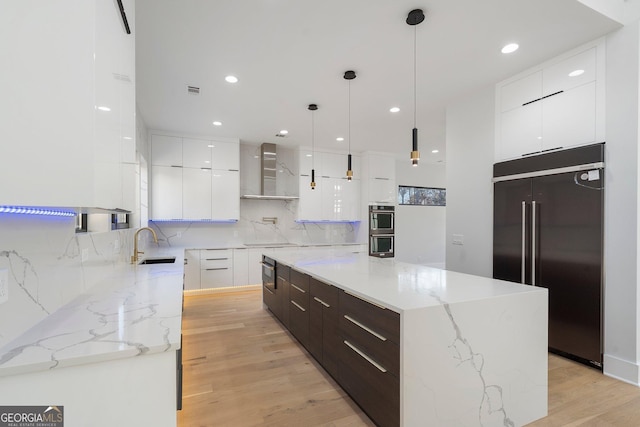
[184,284,261,296]
[603,354,640,386]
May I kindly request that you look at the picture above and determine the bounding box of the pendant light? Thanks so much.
[308,103,318,190]
[407,9,425,167]
[344,70,356,181]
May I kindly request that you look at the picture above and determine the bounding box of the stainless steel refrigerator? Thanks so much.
[493,143,604,368]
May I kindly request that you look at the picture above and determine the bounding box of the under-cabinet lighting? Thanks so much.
[295,220,361,224]
[0,206,76,217]
[150,219,238,223]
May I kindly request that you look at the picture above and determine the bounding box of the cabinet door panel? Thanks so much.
[151,166,182,220]
[152,135,182,166]
[201,268,233,288]
[542,82,596,151]
[183,250,201,290]
[543,47,596,95]
[233,249,249,286]
[321,152,346,178]
[298,176,323,220]
[182,168,212,220]
[370,178,395,205]
[500,71,542,112]
[211,140,240,170]
[212,170,239,220]
[499,102,542,159]
[182,138,212,169]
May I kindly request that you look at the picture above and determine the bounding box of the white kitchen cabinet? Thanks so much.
[248,248,264,285]
[361,152,397,206]
[496,40,604,161]
[152,135,183,166]
[150,134,240,221]
[298,150,361,221]
[1,0,137,210]
[184,250,201,291]
[183,168,212,220]
[151,166,182,220]
[182,138,212,169]
[211,140,240,170]
[200,249,233,288]
[233,248,249,286]
[212,170,240,220]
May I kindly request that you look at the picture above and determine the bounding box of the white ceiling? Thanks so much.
[135,0,620,163]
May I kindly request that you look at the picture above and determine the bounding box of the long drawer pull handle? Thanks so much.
[260,262,275,271]
[264,286,274,295]
[206,257,228,261]
[344,291,386,310]
[313,297,330,308]
[344,315,387,341]
[291,284,306,293]
[206,267,228,271]
[291,300,306,312]
[344,340,387,373]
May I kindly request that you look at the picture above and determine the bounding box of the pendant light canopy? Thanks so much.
[308,103,318,190]
[407,9,425,167]
[344,70,356,181]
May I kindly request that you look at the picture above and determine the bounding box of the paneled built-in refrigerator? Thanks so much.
[493,143,604,368]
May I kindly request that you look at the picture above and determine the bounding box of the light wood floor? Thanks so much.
[178,290,640,427]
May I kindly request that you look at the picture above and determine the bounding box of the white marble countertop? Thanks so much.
[269,249,546,313]
[0,248,184,378]
[186,242,364,250]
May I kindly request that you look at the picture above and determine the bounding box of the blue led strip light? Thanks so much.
[0,206,76,217]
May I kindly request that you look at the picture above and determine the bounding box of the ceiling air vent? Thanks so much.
[187,86,200,95]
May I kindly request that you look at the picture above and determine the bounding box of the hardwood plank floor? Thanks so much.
[178,290,375,427]
[178,290,640,427]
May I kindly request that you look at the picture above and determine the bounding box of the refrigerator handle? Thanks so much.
[521,201,526,284]
[531,200,536,286]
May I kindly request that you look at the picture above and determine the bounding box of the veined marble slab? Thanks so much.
[0,248,184,377]
[269,248,548,427]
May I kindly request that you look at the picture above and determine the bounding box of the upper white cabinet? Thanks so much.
[150,134,240,221]
[1,0,137,210]
[297,149,361,221]
[495,40,605,162]
[361,152,397,205]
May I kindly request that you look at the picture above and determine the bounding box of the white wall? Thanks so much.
[395,161,446,267]
[602,22,640,383]
[445,86,495,278]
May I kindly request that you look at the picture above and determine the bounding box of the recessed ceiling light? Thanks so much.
[279,130,288,135]
[97,106,111,112]
[225,75,238,83]
[568,69,585,77]
[501,43,519,54]
[213,121,222,126]
[336,137,344,142]
[204,160,211,164]
[432,149,439,153]
[123,136,132,140]
[306,154,313,157]
[207,144,215,148]
[390,107,400,113]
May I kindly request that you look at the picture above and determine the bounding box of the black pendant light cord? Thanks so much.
[348,79,351,156]
[413,24,417,129]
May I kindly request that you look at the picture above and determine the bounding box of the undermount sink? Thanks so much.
[138,256,177,265]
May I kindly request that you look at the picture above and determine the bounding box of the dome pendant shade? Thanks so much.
[406,9,425,25]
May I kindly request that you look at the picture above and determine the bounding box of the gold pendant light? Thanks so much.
[344,70,356,181]
[407,9,425,167]
[308,103,318,190]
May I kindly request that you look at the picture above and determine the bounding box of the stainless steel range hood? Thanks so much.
[241,143,299,200]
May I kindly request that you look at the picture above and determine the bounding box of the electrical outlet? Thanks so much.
[452,234,464,245]
[0,268,8,304]
[82,248,89,262]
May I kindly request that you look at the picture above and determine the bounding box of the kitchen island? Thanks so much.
[0,248,184,427]
[264,249,548,427]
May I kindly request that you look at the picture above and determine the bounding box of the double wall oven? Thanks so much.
[369,205,394,257]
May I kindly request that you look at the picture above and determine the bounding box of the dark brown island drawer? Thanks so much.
[341,318,400,377]
[289,279,309,309]
[339,338,400,427]
[290,268,310,292]
[277,263,290,281]
[289,296,309,348]
[339,290,400,344]
[262,284,278,313]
